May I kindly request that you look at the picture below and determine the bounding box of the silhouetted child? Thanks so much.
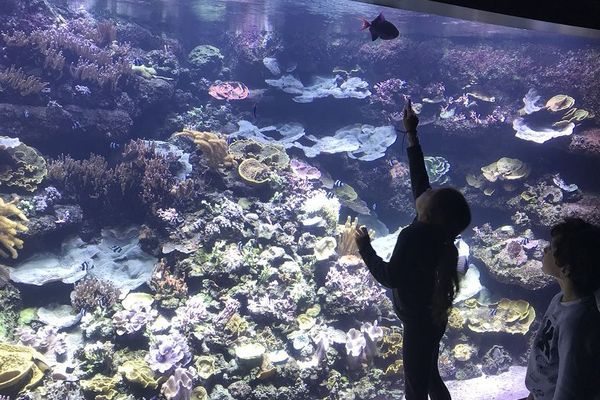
[524,218,600,400]
[355,100,471,400]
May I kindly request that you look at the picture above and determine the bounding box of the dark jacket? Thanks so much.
[358,144,455,323]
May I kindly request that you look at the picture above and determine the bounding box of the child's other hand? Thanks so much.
[354,226,371,249]
[403,98,419,132]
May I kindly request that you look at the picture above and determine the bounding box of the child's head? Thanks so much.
[416,187,471,238]
[543,218,600,295]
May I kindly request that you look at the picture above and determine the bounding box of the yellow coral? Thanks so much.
[296,313,316,330]
[336,216,359,257]
[0,196,28,258]
[174,129,236,170]
[80,373,121,400]
[384,359,404,376]
[447,307,465,329]
[238,158,270,185]
[192,386,209,400]
[464,298,536,335]
[305,304,321,317]
[0,343,49,392]
[225,313,249,336]
[195,355,217,380]
[378,328,403,360]
[118,359,162,389]
[452,343,476,361]
[0,137,47,192]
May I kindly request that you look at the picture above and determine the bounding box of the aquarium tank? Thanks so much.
[0,0,599,398]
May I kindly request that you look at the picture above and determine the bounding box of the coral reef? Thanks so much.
[1,3,600,400]
[208,81,249,100]
[0,342,49,393]
[174,129,236,171]
[0,196,28,259]
[471,223,552,289]
[320,255,392,320]
[149,259,188,308]
[2,17,132,90]
[48,140,180,217]
[0,66,48,96]
[457,298,536,335]
[0,136,47,193]
[146,332,192,374]
[70,276,120,312]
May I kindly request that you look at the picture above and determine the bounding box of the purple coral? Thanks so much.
[290,159,321,180]
[112,303,158,336]
[32,186,63,213]
[161,367,195,400]
[344,321,384,369]
[16,326,67,360]
[501,240,528,266]
[172,296,209,333]
[213,298,241,329]
[146,332,192,373]
[371,78,407,107]
[247,282,296,324]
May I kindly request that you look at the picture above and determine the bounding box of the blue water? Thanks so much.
[1,0,599,398]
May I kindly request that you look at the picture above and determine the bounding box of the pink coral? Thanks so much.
[208,81,249,100]
[290,159,321,180]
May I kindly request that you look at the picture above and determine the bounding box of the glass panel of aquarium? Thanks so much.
[0,0,599,399]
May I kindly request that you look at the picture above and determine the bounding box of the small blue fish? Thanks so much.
[109,142,120,149]
[227,136,236,145]
[334,180,343,187]
[23,110,30,118]
[111,245,123,253]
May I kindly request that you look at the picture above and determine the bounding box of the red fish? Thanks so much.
[360,13,399,41]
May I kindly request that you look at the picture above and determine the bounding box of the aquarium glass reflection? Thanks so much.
[0,0,599,399]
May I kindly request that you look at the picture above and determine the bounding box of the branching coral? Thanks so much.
[71,277,120,312]
[149,259,188,307]
[48,140,179,216]
[2,18,131,90]
[0,197,28,259]
[0,65,48,95]
[336,216,373,257]
[174,129,236,170]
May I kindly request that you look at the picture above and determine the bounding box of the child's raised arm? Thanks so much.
[403,99,431,200]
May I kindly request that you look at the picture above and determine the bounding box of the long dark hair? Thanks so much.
[427,188,471,325]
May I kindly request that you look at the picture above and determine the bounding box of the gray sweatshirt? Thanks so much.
[525,290,600,400]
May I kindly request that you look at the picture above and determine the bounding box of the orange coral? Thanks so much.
[149,259,188,302]
[174,129,236,170]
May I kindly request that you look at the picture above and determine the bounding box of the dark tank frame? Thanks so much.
[356,0,600,38]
